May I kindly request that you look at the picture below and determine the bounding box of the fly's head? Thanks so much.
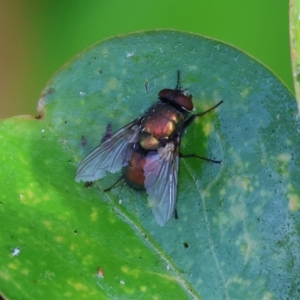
[158,88,193,112]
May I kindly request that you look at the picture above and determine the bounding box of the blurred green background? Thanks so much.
[0,0,292,119]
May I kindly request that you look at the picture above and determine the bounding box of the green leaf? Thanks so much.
[1,30,299,299]
[290,0,300,108]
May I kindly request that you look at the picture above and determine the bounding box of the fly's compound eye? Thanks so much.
[158,89,194,111]
[173,94,193,111]
[158,89,174,99]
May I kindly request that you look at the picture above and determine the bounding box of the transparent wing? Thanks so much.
[144,142,179,226]
[75,120,141,182]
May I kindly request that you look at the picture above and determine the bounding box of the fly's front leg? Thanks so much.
[184,100,224,128]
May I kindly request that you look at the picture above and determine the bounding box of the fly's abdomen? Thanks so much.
[123,150,146,190]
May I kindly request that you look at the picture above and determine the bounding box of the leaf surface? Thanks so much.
[0,30,299,299]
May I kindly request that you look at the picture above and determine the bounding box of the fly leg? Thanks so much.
[174,208,178,220]
[84,175,124,191]
[174,153,221,222]
[101,123,113,143]
[103,176,124,192]
[180,153,222,164]
[184,100,224,128]
[193,100,224,118]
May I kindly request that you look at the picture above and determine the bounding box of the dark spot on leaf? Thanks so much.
[183,242,189,248]
[64,121,68,124]
[85,182,93,188]
[99,70,102,74]
[144,81,149,93]
[74,230,78,234]
[35,114,43,120]
[81,136,87,147]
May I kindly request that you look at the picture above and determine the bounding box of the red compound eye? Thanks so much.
[158,89,193,111]
[173,93,193,111]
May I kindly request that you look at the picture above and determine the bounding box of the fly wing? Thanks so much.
[143,142,179,226]
[75,119,141,182]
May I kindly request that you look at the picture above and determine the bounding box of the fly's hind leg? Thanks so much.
[175,153,221,222]
[103,176,124,192]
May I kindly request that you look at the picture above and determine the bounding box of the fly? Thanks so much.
[75,71,223,225]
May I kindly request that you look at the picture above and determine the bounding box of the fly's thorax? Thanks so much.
[141,102,187,140]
